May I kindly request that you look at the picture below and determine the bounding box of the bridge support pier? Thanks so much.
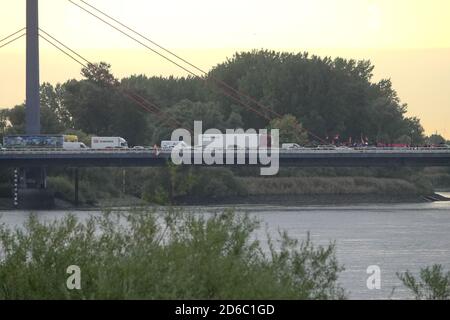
[14,167,55,210]
[74,168,79,207]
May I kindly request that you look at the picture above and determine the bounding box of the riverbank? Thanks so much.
[1,192,449,211]
[1,172,449,210]
[172,191,450,206]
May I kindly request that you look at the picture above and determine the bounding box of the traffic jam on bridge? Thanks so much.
[1,133,450,153]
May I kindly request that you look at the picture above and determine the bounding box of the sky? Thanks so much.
[1,0,449,137]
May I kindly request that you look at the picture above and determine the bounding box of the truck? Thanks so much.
[3,135,88,150]
[64,135,79,143]
[3,135,64,149]
[199,133,272,150]
[91,137,128,149]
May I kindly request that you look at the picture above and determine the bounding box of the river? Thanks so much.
[1,195,450,300]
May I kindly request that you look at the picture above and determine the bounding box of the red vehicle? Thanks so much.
[377,143,410,148]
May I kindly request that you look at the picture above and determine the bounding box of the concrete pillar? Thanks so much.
[26,0,40,134]
[74,168,79,206]
[17,1,54,210]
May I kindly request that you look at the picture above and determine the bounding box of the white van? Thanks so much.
[63,142,88,150]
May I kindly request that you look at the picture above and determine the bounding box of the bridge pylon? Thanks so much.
[15,0,54,209]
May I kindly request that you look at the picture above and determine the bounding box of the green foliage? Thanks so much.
[40,82,73,128]
[142,166,246,204]
[395,135,412,145]
[242,176,427,196]
[81,62,118,87]
[4,104,65,135]
[0,110,8,138]
[269,114,309,144]
[3,83,69,135]
[0,50,436,203]
[404,117,425,145]
[62,63,151,146]
[147,187,170,205]
[187,167,247,199]
[210,50,424,143]
[0,209,346,300]
[63,129,92,146]
[47,176,75,203]
[397,265,450,300]
[2,50,426,146]
[47,169,124,206]
[426,134,446,146]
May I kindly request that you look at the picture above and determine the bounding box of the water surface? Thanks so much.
[1,199,450,299]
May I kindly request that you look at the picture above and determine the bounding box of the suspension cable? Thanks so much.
[40,28,180,126]
[75,0,281,118]
[0,28,26,44]
[40,34,88,68]
[67,0,327,142]
[0,33,26,50]
[40,29,91,66]
[39,30,186,130]
[67,0,273,121]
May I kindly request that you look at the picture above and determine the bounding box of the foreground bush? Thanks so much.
[397,265,450,300]
[0,209,345,300]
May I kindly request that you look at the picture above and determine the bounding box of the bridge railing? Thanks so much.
[1,146,450,154]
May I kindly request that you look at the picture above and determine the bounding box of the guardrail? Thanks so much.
[1,147,450,154]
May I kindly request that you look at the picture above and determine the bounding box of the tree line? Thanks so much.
[2,49,446,147]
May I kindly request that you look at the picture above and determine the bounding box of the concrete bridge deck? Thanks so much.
[0,148,449,167]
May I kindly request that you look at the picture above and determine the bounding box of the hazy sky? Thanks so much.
[1,0,449,137]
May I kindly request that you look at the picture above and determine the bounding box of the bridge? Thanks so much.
[1,148,449,168]
[1,1,449,209]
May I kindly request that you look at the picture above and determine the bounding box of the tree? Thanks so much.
[269,114,308,145]
[4,104,65,134]
[2,50,427,149]
[40,83,73,128]
[395,135,412,145]
[2,83,70,135]
[81,62,118,87]
[427,134,446,146]
[210,50,423,144]
[0,109,8,138]
[63,62,150,145]
[403,117,425,145]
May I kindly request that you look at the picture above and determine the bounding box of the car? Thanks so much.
[133,146,145,150]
